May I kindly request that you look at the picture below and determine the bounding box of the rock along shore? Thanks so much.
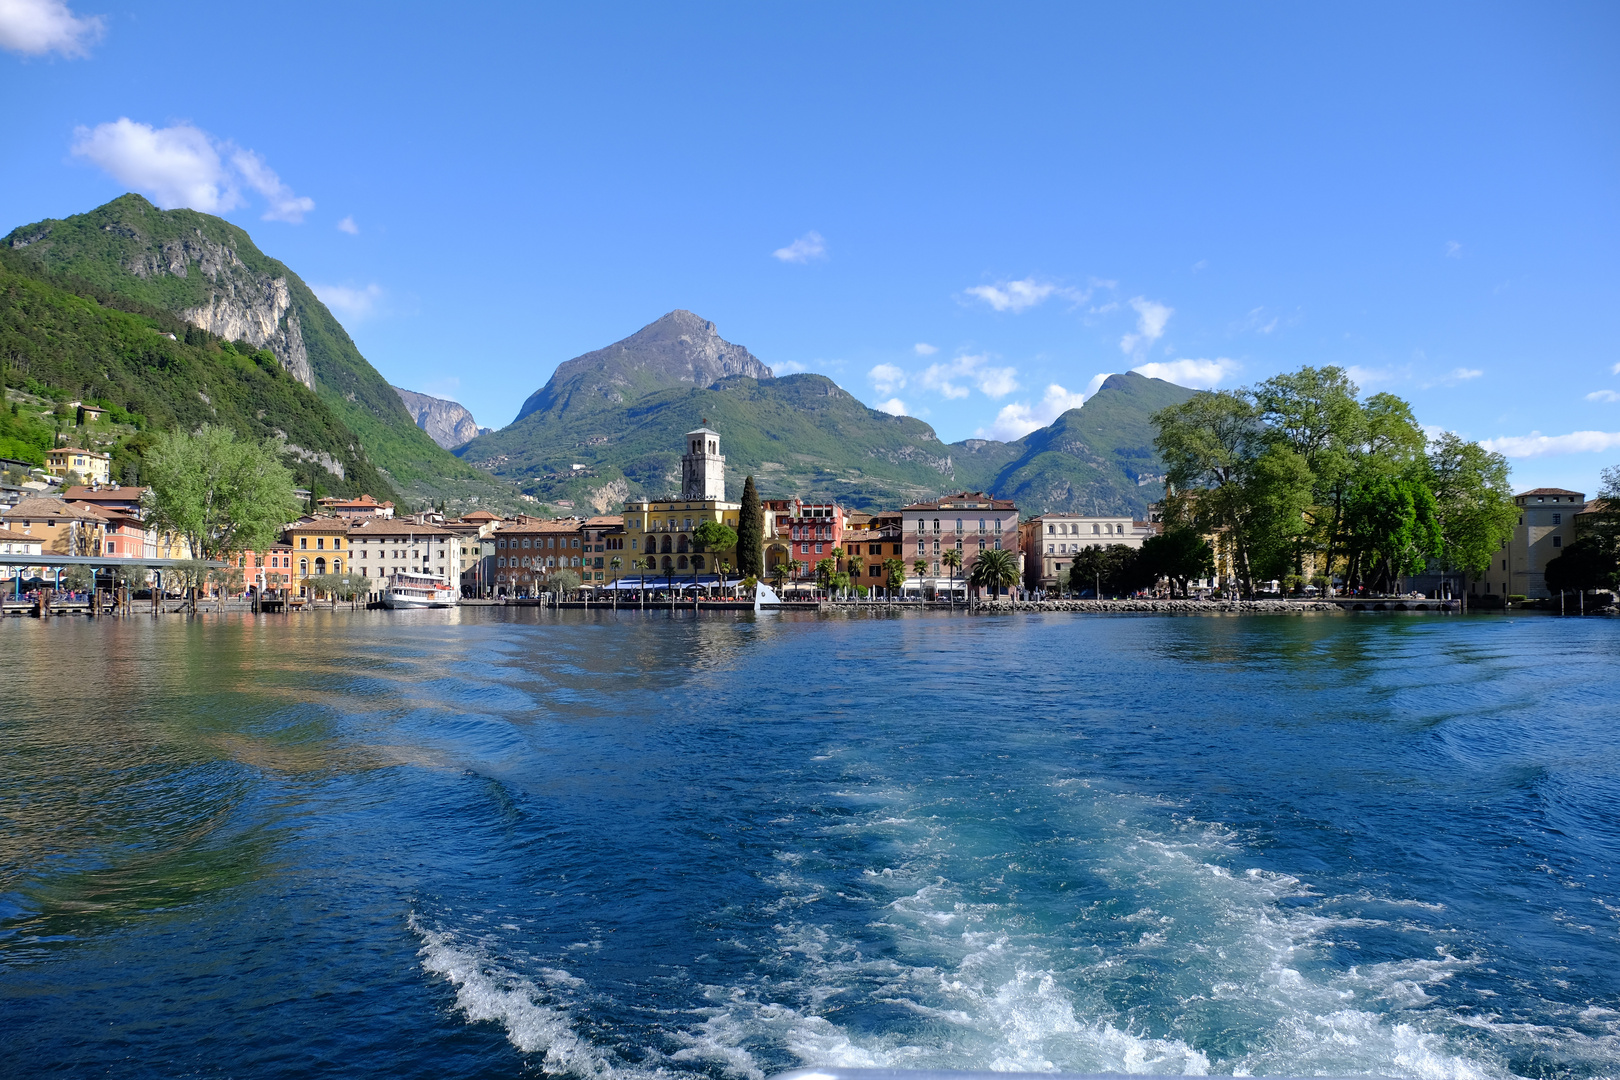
[971,598,1343,615]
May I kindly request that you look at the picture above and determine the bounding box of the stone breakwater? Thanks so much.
[974,598,1343,614]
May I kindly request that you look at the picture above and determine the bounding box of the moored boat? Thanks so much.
[381,571,458,609]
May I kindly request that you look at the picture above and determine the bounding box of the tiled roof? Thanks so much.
[496,519,584,534]
[900,491,1017,511]
[583,515,624,527]
[346,518,456,537]
[1518,487,1584,497]
[62,485,145,501]
[1,496,104,521]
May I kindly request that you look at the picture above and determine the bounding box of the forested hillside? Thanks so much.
[0,247,394,497]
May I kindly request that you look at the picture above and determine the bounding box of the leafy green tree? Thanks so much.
[770,560,791,590]
[692,519,737,561]
[1153,390,1267,595]
[970,547,1019,599]
[547,568,582,595]
[142,424,299,560]
[912,558,927,580]
[60,564,94,593]
[1342,474,1441,592]
[115,564,150,589]
[1254,366,1363,578]
[736,475,763,576]
[1425,432,1517,578]
[814,556,837,591]
[846,551,865,587]
[1138,527,1214,598]
[1544,535,1618,595]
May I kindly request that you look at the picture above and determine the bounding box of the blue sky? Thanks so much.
[3,2,1618,495]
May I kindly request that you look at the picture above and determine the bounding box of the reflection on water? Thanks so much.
[0,609,1617,1079]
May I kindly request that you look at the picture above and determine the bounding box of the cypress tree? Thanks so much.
[737,475,763,576]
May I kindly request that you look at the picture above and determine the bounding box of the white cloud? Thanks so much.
[1612,362,1620,376]
[71,118,314,222]
[1346,364,1409,390]
[963,277,1087,314]
[1445,240,1463,258]
[1085,372,1110,397]
[1133,357,1239,389]
[919,352,1019,400]
[1119,296,1172,356]
[1586,390,1620,403]
[229,148,314,223]
[772,231,826,263]
[867,363,906,396]
[1479,430,1620,458]
[310,282,383,321]
[337,215,359,235]
[913,342,937,356]
[976,382,1092,441]
[875,398,908,416]
[0,0,103,57]
[1449,367,1483,381]
[772,359,809,375]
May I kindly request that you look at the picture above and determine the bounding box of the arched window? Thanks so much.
[660,536,672,553]
[661,556,673,569]
[315,557,326,574]
[299,558,308,575]
[677,536,689,553]
[678,556,688,569]
[692,555,704,569]
[333,559,342,573]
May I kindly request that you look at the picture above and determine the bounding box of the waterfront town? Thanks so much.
[0,423,1608,612]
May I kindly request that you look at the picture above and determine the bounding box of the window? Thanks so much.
[1092,524,1100,534]
[955,518,963,532]
[1047,524,1055,534]
[995,519,1002,533]
[1553,536,1562,548]
[317,538,325,550]
[933,518,940,532]
[300,537,308,549]
[1553,513,1562,524]
[815,543,824,554]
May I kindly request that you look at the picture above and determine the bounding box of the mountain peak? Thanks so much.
[516,310,772,423]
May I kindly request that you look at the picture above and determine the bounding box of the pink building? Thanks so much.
[900,492,1019,584]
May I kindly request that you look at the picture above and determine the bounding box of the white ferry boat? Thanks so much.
[381,571,459,609]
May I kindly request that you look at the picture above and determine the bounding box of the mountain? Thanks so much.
[393,386,488,449]
[515,310,773,425]
[0,246,395,497]
[458,311,1197,517]
[3,194,505,508]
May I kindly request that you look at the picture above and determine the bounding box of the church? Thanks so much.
[620,425,742,577]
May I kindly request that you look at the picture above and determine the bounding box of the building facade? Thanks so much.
[763,498,846,584]
[491,519,585,595]
[623,426,741,578]
[348,518,462,594]
[1019,514,1158,591]
[900,492,1018,585]
[45,447,111,485]
[1471,487,1585,600]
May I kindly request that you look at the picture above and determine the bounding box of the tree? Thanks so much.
[814,556,837,593]
[882,557,906,594]
[970,547,1019,599]
[1425,432,1517,579]
[736,476,763,576]
[142,424,298,561]
[1342,473,1441,592]
[693,519,737,566]
[847,551,866,591]
[913,558,928,580]
[1154,390,1267,596]
[115,564,150,590]
[770,560,791,591]
[1544,535,1618,595]
[60,564,94,594]
[547,568,582,596]
[942,547,963,601]
[1138,527,1214,598]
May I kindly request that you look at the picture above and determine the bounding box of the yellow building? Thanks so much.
[45,447,111,485]
[622,426,740,578]
[284,517,352,594]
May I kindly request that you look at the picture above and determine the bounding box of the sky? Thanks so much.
[2,1,1618,495]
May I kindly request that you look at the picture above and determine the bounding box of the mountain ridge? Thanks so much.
[393,386,488,449]
[3,194,504,508]
[461,311,1196,516]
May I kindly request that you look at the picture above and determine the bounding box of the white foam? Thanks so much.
[409,912,613,1076]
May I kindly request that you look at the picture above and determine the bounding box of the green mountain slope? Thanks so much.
[975,373,1199,518]
[460,311,1196,516]
[0,247,394,497]
[3,195,498,505]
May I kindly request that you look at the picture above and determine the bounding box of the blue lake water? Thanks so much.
[1,609,1616,1079]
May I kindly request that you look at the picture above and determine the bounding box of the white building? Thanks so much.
[1019,513,1157,591]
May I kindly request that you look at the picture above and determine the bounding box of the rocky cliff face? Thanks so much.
[123,232,313,387]
[393,386,486,449]
[516,309,773,422]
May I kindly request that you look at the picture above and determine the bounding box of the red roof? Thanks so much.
[900,491,1017,511]
[1518,487,1583,496]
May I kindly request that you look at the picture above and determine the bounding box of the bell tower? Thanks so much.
[680,422,725,500]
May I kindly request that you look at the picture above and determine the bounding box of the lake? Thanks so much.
[1,609,1616,1079]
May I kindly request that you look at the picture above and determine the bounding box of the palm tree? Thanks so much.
[882,557,906,601]
[770,559,790,592]
[941,548,962,607]
[717,560,733,598]
[846,553,865,601]
[912,559,927,601]
[610,555,622,609]
[970,547,1019,602]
